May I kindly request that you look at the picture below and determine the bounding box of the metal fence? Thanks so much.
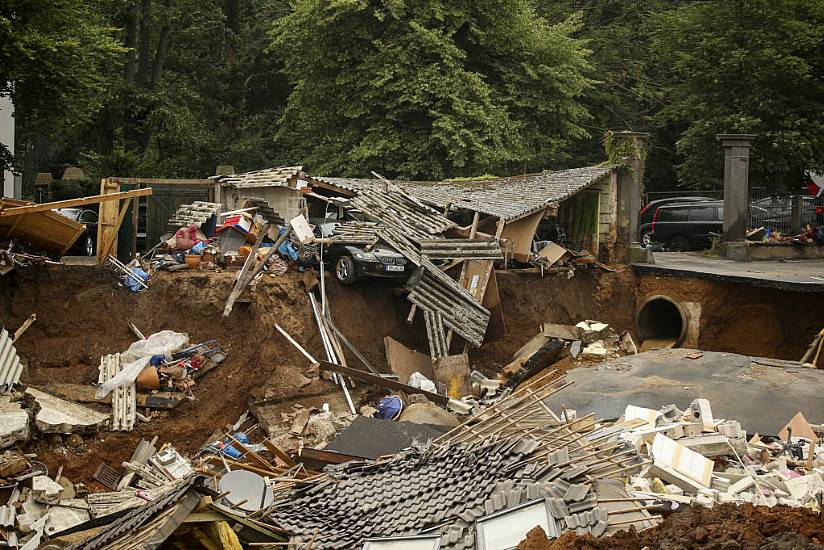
[747,191,818,235]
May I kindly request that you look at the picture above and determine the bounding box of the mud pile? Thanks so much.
[517,504,824,549]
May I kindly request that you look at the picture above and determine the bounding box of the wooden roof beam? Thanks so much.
[0,188,153,217]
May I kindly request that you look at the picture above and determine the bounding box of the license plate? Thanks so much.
[385,265,404,272]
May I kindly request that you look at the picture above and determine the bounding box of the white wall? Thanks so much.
[0,92,15,198]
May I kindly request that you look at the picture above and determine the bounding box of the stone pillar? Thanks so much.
[717,134,755,243]
[612,131,650,262]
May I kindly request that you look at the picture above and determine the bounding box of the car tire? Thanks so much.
[669,235,690,252]
[84,235,95,257]
[641,230,652,247]
[335,255,357,284]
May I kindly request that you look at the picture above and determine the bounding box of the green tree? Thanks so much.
[0,0,123,167]
[271,0,593,179]
[650,0,824,191]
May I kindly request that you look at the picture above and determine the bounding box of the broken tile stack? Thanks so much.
[614,399,824,511]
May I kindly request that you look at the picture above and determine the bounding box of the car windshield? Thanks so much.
[56,208,82,220]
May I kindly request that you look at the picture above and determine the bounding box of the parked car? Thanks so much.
[312,218,414,285]
[644,201,723,252]
[56,207,98,256]
[639,197,714,245]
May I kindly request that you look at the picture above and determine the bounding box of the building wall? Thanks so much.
[593,172,618,261]
[0,93,15,198]
[224,186,305,222]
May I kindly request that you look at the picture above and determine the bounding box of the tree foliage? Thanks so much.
[649,0,824,190]
[0,0,123,163]
[5,0,824,193]
[270,0,593,179]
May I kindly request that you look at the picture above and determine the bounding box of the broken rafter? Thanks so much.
[0,188,153,217]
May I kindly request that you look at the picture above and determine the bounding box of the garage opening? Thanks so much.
[635,295,687,351]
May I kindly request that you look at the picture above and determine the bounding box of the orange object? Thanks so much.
[185,254,202,269]
[238,245,252,257]
[136,366,160,390]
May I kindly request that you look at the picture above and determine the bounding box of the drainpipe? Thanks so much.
[612,131,650,263]
[717,134,755,244]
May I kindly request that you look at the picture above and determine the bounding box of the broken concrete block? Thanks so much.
[727,476,756,496]
[25,388,109,434]
[576,321,610,344]
[688,398,714,432]
[784,473,824,501]
[32,475,63,505]
[0,397,30,448]
[17,497,45,533]
[543,323,583,341]
[651,433,713,489]
[679,434,732,458]
[581,341,607,360]
[398,402,459,427]
[44,500,90,537]
[0,450,28,477]
[717,421,744,439]
[570,341,582,359]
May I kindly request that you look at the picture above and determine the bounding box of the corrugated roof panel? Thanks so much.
[0,328,22,394]
[313,165,618,221]
[213,166,305,189]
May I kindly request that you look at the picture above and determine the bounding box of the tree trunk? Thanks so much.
[223,0,240,63]
[124,1,140,82]
[150,1,172,87]
[136,0,153,84]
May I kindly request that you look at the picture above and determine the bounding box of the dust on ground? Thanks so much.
[517,504,824,549]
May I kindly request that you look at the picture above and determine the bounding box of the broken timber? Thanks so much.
[319,361,449,407]
[223,222,292,317]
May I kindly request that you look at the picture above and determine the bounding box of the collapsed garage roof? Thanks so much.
[311,165,618,221]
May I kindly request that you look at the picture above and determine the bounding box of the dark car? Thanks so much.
[639,197,714,245]
[644,201,722,251]
[56,208,98,256]
[312,220,414,284]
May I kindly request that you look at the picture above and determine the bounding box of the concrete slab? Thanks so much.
[558,348,824,435]
[26,388,109,434]
[0,397,29,448]
[634,252,824,291]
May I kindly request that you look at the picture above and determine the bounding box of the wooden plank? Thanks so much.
[97,179,121,264]
[0,187,153,217]
[100,198,133,260]
[319,361,449,406]
[384,336,433,383]
[111,178,213,185]
[262,439,296,468]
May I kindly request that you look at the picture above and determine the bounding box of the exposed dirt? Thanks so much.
[3,263,824,488]
[517,504,824,549]
[0,266,411,488]
[488,267,824,362]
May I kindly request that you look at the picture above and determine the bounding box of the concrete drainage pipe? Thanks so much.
[635,295,688,350]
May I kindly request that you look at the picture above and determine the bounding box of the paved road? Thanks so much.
[558,348,823,435]
[634,252,824,291]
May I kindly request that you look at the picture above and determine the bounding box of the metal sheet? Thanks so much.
[99,354,136,432]
[0,327,22,394]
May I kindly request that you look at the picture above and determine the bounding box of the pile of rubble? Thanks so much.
[615,399,824,511]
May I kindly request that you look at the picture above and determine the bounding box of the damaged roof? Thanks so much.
[313,166,618,222]
[265,439,541,550]
[399,166,618,221]
[213,166,305,189]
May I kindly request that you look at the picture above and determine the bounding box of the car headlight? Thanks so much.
[354,252,379,262]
